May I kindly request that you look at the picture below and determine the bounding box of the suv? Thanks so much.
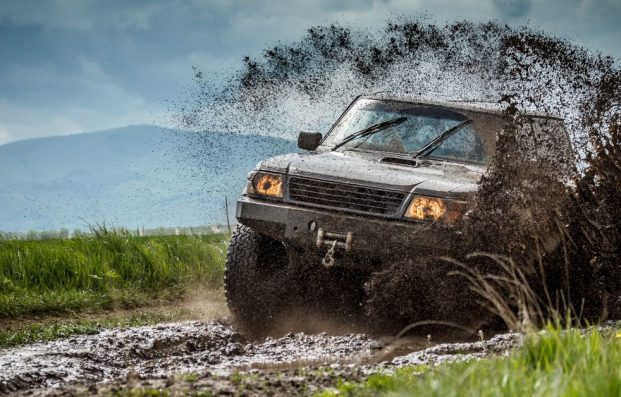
[225,94,571,332]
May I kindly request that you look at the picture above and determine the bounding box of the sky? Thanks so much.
[0,0,619,145]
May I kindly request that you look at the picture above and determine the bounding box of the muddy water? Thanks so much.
[0,321,378,393]
[0,320,521,395]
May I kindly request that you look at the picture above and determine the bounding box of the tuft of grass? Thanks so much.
[112,388,170,397]
[318,325,621,397]
[229,372,243,386]
[0,228,227,317]
[180,373,200,383]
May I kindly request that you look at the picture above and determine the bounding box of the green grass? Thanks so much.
[319,325,621,397]
[0,312,184,348]
[0,228,227,317]
[112,389,170,397]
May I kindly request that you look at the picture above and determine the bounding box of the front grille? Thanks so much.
[288,177,406,216]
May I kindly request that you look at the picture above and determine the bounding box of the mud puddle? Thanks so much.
[0,320,521,395]
[0,320,377,393]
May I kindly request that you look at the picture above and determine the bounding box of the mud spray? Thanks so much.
[177,18,621,333]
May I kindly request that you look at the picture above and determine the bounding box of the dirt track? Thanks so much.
[0,319,522,395]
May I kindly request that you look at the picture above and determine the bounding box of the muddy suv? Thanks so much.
[225,95,571,332]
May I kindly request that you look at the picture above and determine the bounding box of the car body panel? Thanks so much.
[259,151,484,198]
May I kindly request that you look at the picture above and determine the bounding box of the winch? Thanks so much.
[316,228,353,268]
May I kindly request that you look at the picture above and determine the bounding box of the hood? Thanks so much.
[259,150,486,197]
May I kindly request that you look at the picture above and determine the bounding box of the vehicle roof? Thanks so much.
[363,94,564,121]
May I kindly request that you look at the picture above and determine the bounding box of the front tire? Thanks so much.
[225,224,291,334]
[225,224,368,335]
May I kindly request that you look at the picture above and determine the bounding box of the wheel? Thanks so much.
[225,224,291,334]
[225,224,368,335]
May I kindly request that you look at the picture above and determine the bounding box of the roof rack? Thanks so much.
[360,94,563,119]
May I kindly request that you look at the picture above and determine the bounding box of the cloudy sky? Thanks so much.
[0,0,619,145]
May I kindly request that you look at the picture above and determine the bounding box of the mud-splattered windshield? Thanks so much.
[325,99,489,164]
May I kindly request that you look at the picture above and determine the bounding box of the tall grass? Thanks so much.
[444,253,558,332]
[0,227,227,317]
[320,325,621,397]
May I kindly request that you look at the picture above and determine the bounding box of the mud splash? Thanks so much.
[178,16,621,330]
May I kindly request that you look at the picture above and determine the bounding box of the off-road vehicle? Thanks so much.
[225,94,572,331]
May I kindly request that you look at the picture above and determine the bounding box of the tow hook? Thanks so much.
[322,240,337,268]
[316,228,353,268]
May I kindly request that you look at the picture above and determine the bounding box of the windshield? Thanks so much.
[324,99,490,164]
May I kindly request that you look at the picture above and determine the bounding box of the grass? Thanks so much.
[319,325,621,397]
[113,389,171,397]
[0,227,228,318]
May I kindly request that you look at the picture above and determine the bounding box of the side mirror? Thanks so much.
[297,131,322,151]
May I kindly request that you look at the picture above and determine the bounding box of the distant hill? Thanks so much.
[0,125,296,232]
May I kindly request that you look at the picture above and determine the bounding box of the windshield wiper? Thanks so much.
[414,119,472,158]
[332,117,408,151]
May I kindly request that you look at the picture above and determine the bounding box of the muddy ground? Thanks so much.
[0,319,521,396]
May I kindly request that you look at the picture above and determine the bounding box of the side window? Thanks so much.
[430,126,486,163]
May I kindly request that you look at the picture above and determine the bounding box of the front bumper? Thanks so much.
[236,196,464,260]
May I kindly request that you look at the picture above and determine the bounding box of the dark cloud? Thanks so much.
[492,0,532,18]
[0,0,618,144]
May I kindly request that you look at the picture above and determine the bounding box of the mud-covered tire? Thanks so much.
[225,224,291,334]
[225,224,368,334]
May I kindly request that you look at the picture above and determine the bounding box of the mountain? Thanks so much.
[0,125,297,232]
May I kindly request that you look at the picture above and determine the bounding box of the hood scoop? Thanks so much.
[379,156,418,167]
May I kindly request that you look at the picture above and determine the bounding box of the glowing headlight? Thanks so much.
[405,196,447,221]
[405,195,466,223]
[250,173,283,198]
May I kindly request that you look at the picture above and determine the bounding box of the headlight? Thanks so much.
[405,195,465,222]
[249,172,283,198]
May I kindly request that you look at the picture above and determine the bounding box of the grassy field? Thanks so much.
[319,325,621,397]
[0,228,227,318]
